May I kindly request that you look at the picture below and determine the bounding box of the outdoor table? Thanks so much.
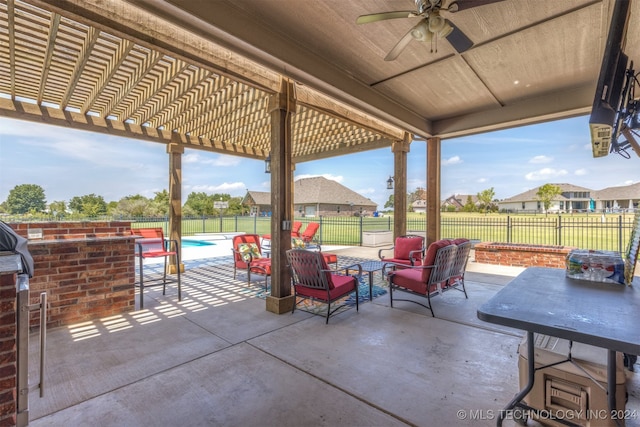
[477,267,640,426]
[346,260,385,301]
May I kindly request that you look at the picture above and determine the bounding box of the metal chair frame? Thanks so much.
[286,248,361,324]
[132,228,181,310]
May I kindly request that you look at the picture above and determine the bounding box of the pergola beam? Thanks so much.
[0,98,265,160]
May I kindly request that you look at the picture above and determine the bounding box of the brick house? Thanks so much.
[243,176,377,217]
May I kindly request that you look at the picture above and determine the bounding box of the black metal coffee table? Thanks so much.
[345,260,386,301]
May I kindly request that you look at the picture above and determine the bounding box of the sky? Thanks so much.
[1,114,639,210]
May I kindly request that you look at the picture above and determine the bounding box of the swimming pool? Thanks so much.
[181,239,217,248]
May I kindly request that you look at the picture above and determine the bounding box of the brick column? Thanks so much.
[0,272,17,426]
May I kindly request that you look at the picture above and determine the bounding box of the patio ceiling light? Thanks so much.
[387,176,394,190]
[265,153,271,174]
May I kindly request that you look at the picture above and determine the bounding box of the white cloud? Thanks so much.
[442,156,462,166]
[186,182,247,194]
[529,155,552,164]
[476,177,487,183]
[183,152,241,166]
[525,168,568,181]
[357,187,376,195]
[574,168,588,176]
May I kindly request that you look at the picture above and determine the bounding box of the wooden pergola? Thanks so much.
[0,0,416,314]
[2,0,638,314]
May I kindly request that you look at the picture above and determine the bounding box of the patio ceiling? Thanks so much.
[2,0,639,164]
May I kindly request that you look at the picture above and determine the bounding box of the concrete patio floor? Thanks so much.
[26,244,640,427]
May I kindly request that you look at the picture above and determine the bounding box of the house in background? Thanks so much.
[595,182,640,212]
[498,183,594,213]
[243,176,377,217]
[411,199,426,214]
[441,194,479,211]
[243,191,272,216]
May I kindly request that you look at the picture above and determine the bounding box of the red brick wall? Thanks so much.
[474,243,576,269]
[8,222,136,329]
[0,273,16,427]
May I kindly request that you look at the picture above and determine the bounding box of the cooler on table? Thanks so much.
[517,333,627,427]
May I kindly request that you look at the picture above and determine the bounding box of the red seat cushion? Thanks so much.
[249,258,272,275]
[391,266,441,294]
[295,274,356,301]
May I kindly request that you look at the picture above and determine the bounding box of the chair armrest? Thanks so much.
[377,246,395,260]
[341,263,363,279]
[384,262,433,275]
[408,248,425,265]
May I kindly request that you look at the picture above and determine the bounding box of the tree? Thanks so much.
[462,196,476,212]
[5,184,46,214]
[536,183,562,215]
[476,188,496,214]
[145,190,169,216]
[113,195,151,217]
[184,192,216,216]
[384,194,394,209]
[68,194,107,217]
[48,200,67,219]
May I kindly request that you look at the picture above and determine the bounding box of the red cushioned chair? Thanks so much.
[286,248,361,324]
[131,228,181,309]
[300,222,320,244]
[231,234,271,291]
[261,221,302,247]
[378,235,425,267]
[387,239,463,317]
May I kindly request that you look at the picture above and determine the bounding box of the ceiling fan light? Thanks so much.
[428,14,445,33]
[437,21,454,38]
[411,21,431,42]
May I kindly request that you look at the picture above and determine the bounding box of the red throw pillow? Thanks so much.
[394,236,423,260]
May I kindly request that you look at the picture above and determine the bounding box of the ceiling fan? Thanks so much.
[356,0,503,61]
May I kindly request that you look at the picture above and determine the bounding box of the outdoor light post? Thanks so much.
[214,196,228,232]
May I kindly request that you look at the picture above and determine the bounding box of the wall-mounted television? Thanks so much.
[589,0,632,158]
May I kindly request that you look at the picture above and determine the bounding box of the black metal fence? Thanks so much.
[123,214,637,253]
[4,213,635,252]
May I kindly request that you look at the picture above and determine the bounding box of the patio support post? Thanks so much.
[167,139,184,273]
[426,136,441,246]
[265,78,296,314]
[392,133,411,239]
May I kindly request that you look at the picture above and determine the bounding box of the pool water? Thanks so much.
[181,240,216,248]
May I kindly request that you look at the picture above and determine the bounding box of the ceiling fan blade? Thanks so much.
[445,19,473,52]
[447,0,505,12]
[384,24,420,61]
[356,11,417,25]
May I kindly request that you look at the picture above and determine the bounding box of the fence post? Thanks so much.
[253,215,257,234]
[507,216,511,243]
[202,215,206,234]
[619,215,623,253]
[388,215,391,231]
[319,216,323,244]
[359,215,364,246]
[557,216,562,246]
